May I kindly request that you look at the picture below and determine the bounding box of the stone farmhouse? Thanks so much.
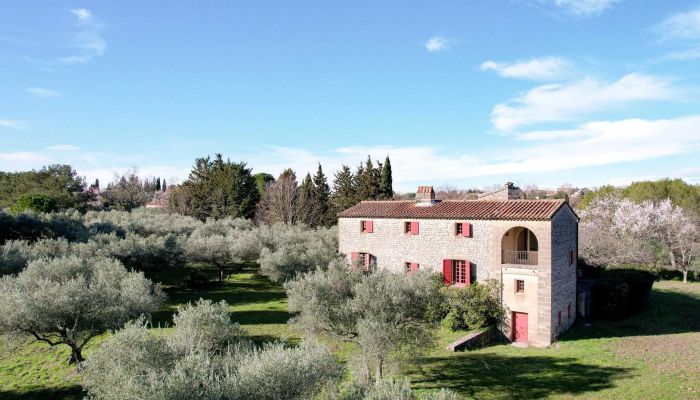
[337,183,578,347]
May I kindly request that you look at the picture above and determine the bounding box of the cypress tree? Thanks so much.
[156,177,161,192]
[354,156,380,201]
[312,164,333,226]
[379,156,393,199]
[332,165,356,213]
[296,173,318,226]
[162,179,166,191]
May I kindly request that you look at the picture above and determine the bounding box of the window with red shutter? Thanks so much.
[453,260,467,285]
[411,262,419,271]
[442,259,453,285]
[410,221,419,235]
[366,221,373,233]
[404,221,411,234]
[464,222,472,238]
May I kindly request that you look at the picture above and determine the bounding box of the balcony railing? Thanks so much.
[502,250,538,266]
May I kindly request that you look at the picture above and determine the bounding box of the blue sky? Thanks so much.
[1,0,699,192]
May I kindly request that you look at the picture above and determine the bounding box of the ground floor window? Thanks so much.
[454,260,468,284]
[442,259,472,285]
[515,279,525,293]
[404,262,419,273]
[351,252,374,271]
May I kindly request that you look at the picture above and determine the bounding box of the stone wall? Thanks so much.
[550,205,578,339]
[338,217,494,279]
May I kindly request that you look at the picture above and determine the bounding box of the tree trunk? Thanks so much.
[69,346,84,364]
[218,265,224,282]
[683,270,688,284]
[375,357,383,383]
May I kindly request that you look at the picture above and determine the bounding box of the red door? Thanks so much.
[513,312,528,343]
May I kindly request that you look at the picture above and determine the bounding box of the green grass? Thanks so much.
[1,269,699,400]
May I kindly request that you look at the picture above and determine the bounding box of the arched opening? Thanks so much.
[501,227,539,265]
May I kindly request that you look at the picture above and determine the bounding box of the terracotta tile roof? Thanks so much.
[417,186,434,194]
[337,199,569,221]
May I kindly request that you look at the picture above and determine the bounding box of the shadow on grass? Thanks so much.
[0,386,83,400]
[562,285,700,342]
[410,353,632,399]
[151,266,290,326]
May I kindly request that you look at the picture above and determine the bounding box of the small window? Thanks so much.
[405,262,419,273]
[455,223,464,236]
[404,221,412,234]
[515,279,525,293]
[361,220,373,233]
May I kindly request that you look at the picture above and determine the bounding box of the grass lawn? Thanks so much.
[1,267,698,400]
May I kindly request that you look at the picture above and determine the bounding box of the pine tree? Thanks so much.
[156,177,161,192]
[162,179,167,191]
[296,173,318,226]
[312,164,333,226]
[332,165,356,213]
[379,155,393,199]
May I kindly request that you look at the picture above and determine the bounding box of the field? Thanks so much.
[1,266,699,400]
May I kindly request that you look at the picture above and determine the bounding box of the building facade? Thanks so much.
[337,185,578,346]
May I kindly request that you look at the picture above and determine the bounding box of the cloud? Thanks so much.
[657,6,700,41]
[425,36,451,53]
[27,87,61,98]
[0,152,45,163]
[47,144,80,151]
[546,0,620,16]
[60,8,106,64]
[491,73,680,131]
[0,119,28,129]
[655,6,700,60]
[480,57,571,80]
[70,8,93,24]
[238,114,700,191]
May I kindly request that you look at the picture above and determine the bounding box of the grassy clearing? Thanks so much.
[1,269,699,400]
[408,280,700,399]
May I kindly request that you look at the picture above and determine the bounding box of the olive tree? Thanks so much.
[286,261,440,382]
[83,299,341,400]
[258,224,341,283]
[0,256,164,363]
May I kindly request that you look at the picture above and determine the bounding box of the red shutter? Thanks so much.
[411,262,419,271]
[411,221,419,235]
[351,252,358,268]
[364,253,371,270]
[366,220,373,233]
[464,222,472,237]
[442,259,452,285]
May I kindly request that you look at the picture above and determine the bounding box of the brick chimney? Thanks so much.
[416,186,436,206]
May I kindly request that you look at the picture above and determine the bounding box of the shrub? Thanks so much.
[10,193,58,214]
[591,268,655,319]
[83,301,341,400]
[439,280,504,332]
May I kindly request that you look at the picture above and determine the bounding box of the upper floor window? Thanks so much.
[455,222,472,237]
[515,279,525,293]
[404,221,419,235]
[361,220,373,233]
[404,262,419,273]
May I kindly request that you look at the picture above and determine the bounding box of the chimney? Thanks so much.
[416,186,436,206]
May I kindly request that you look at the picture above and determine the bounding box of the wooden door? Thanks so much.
[513,312,528,343]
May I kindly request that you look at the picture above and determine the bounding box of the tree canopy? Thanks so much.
[0,165,86,211]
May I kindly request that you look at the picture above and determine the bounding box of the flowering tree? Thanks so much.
[580,196,699,282]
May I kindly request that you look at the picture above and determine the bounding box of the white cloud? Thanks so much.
[548,0,620,16]
[425,36,451,53]
[70,8,93,24]
[60,8,106,64]
[0,152,45,163]
[239,114,700,191]
[491,73,679,131]
[657,6,700,41]
[480,57,571,80]
[27,87,61,98]
[0,119,28,129]
[47,144,80,151]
